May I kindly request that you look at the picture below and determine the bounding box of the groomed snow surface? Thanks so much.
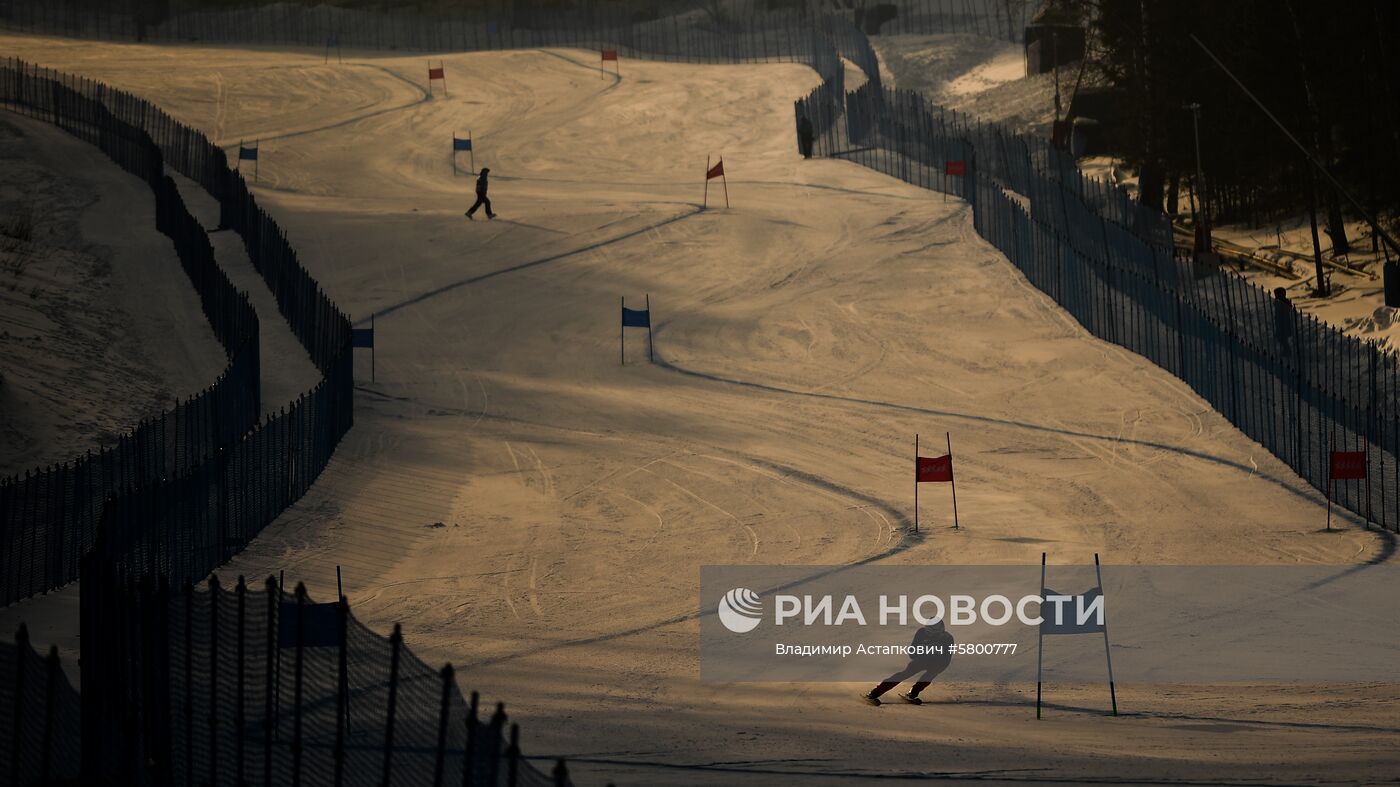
[1,33,1397,785]
[872,33,1057,136]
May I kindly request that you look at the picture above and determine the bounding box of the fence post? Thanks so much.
[208,575,222,786]
[263,575,276,787]
[334,594,348,787]
[183,581,194,787]
[485,703,506,786]
[11,624,27,787]
[381,623,403,787]
[433,664,454,787]
[553,758,570,787]
[462,691,479,787]
[236,576,247,787]
[40,645,59,787]
[78,551,103,783]
[217,446,230,560]
[144,574,162,786]
[291,583,307,787]
[506,723,521,787]
[1370,346,1379,526]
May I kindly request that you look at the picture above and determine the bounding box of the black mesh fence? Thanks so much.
[0,0,1029,46]
[0,58,262,606]
[0,52,357,780]
[0,55,355,602]
[797,29,1400,532]
[0,625,82,787]
[78,563,571,786]
[95,384,352,591]
[0,0,1017,63]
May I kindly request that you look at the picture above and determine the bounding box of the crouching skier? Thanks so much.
[862,620,954,705]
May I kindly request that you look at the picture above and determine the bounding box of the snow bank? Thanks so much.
[0,111,226,477]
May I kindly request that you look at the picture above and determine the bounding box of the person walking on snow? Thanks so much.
[863,620,954,706]
[466,167,496,219]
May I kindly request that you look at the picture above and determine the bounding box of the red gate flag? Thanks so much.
[427,61,449,97]
[944,160,966,176]
[916,454,953,483]
[707,159,725,179]
[601,49,618,61]
[1329,451,1367,480]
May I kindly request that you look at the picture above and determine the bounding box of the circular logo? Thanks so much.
[717,588,763,633]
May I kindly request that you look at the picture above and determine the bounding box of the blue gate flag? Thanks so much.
[278,601,342,648]
[621,307,651,328]
[239,145,258,161]
[351,327,374,348]
[1039,587,1106,635]
[453,136,473,151]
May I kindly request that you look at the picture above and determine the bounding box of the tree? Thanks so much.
[1087,0,1400,246]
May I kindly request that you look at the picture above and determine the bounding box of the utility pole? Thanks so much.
[1184,102,1211,254]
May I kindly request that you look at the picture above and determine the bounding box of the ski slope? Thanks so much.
[872,33,1059,136]
[1,34,1396,785]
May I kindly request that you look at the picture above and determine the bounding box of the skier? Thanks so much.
[797,114,814,159]
[862,620,954,706]
[465,167,496,220]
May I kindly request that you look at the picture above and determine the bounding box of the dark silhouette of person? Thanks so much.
[466,167,495,219]
[797,114,814,159]
[863,620,954,706]
[1273,286,1295,354]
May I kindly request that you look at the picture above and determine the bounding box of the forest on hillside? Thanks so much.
[1080,0,1399,255]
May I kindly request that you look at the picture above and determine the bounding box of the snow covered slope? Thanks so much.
[872,33,1059,136]
[0,110,226,476]
[0,34,1394,785]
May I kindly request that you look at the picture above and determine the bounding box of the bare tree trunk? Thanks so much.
[1307,168,1329,296]
[1320,127,1350,254]
[1285,0,1346,258]
[1326,188,1350,255]
[1135,0,1163,211]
